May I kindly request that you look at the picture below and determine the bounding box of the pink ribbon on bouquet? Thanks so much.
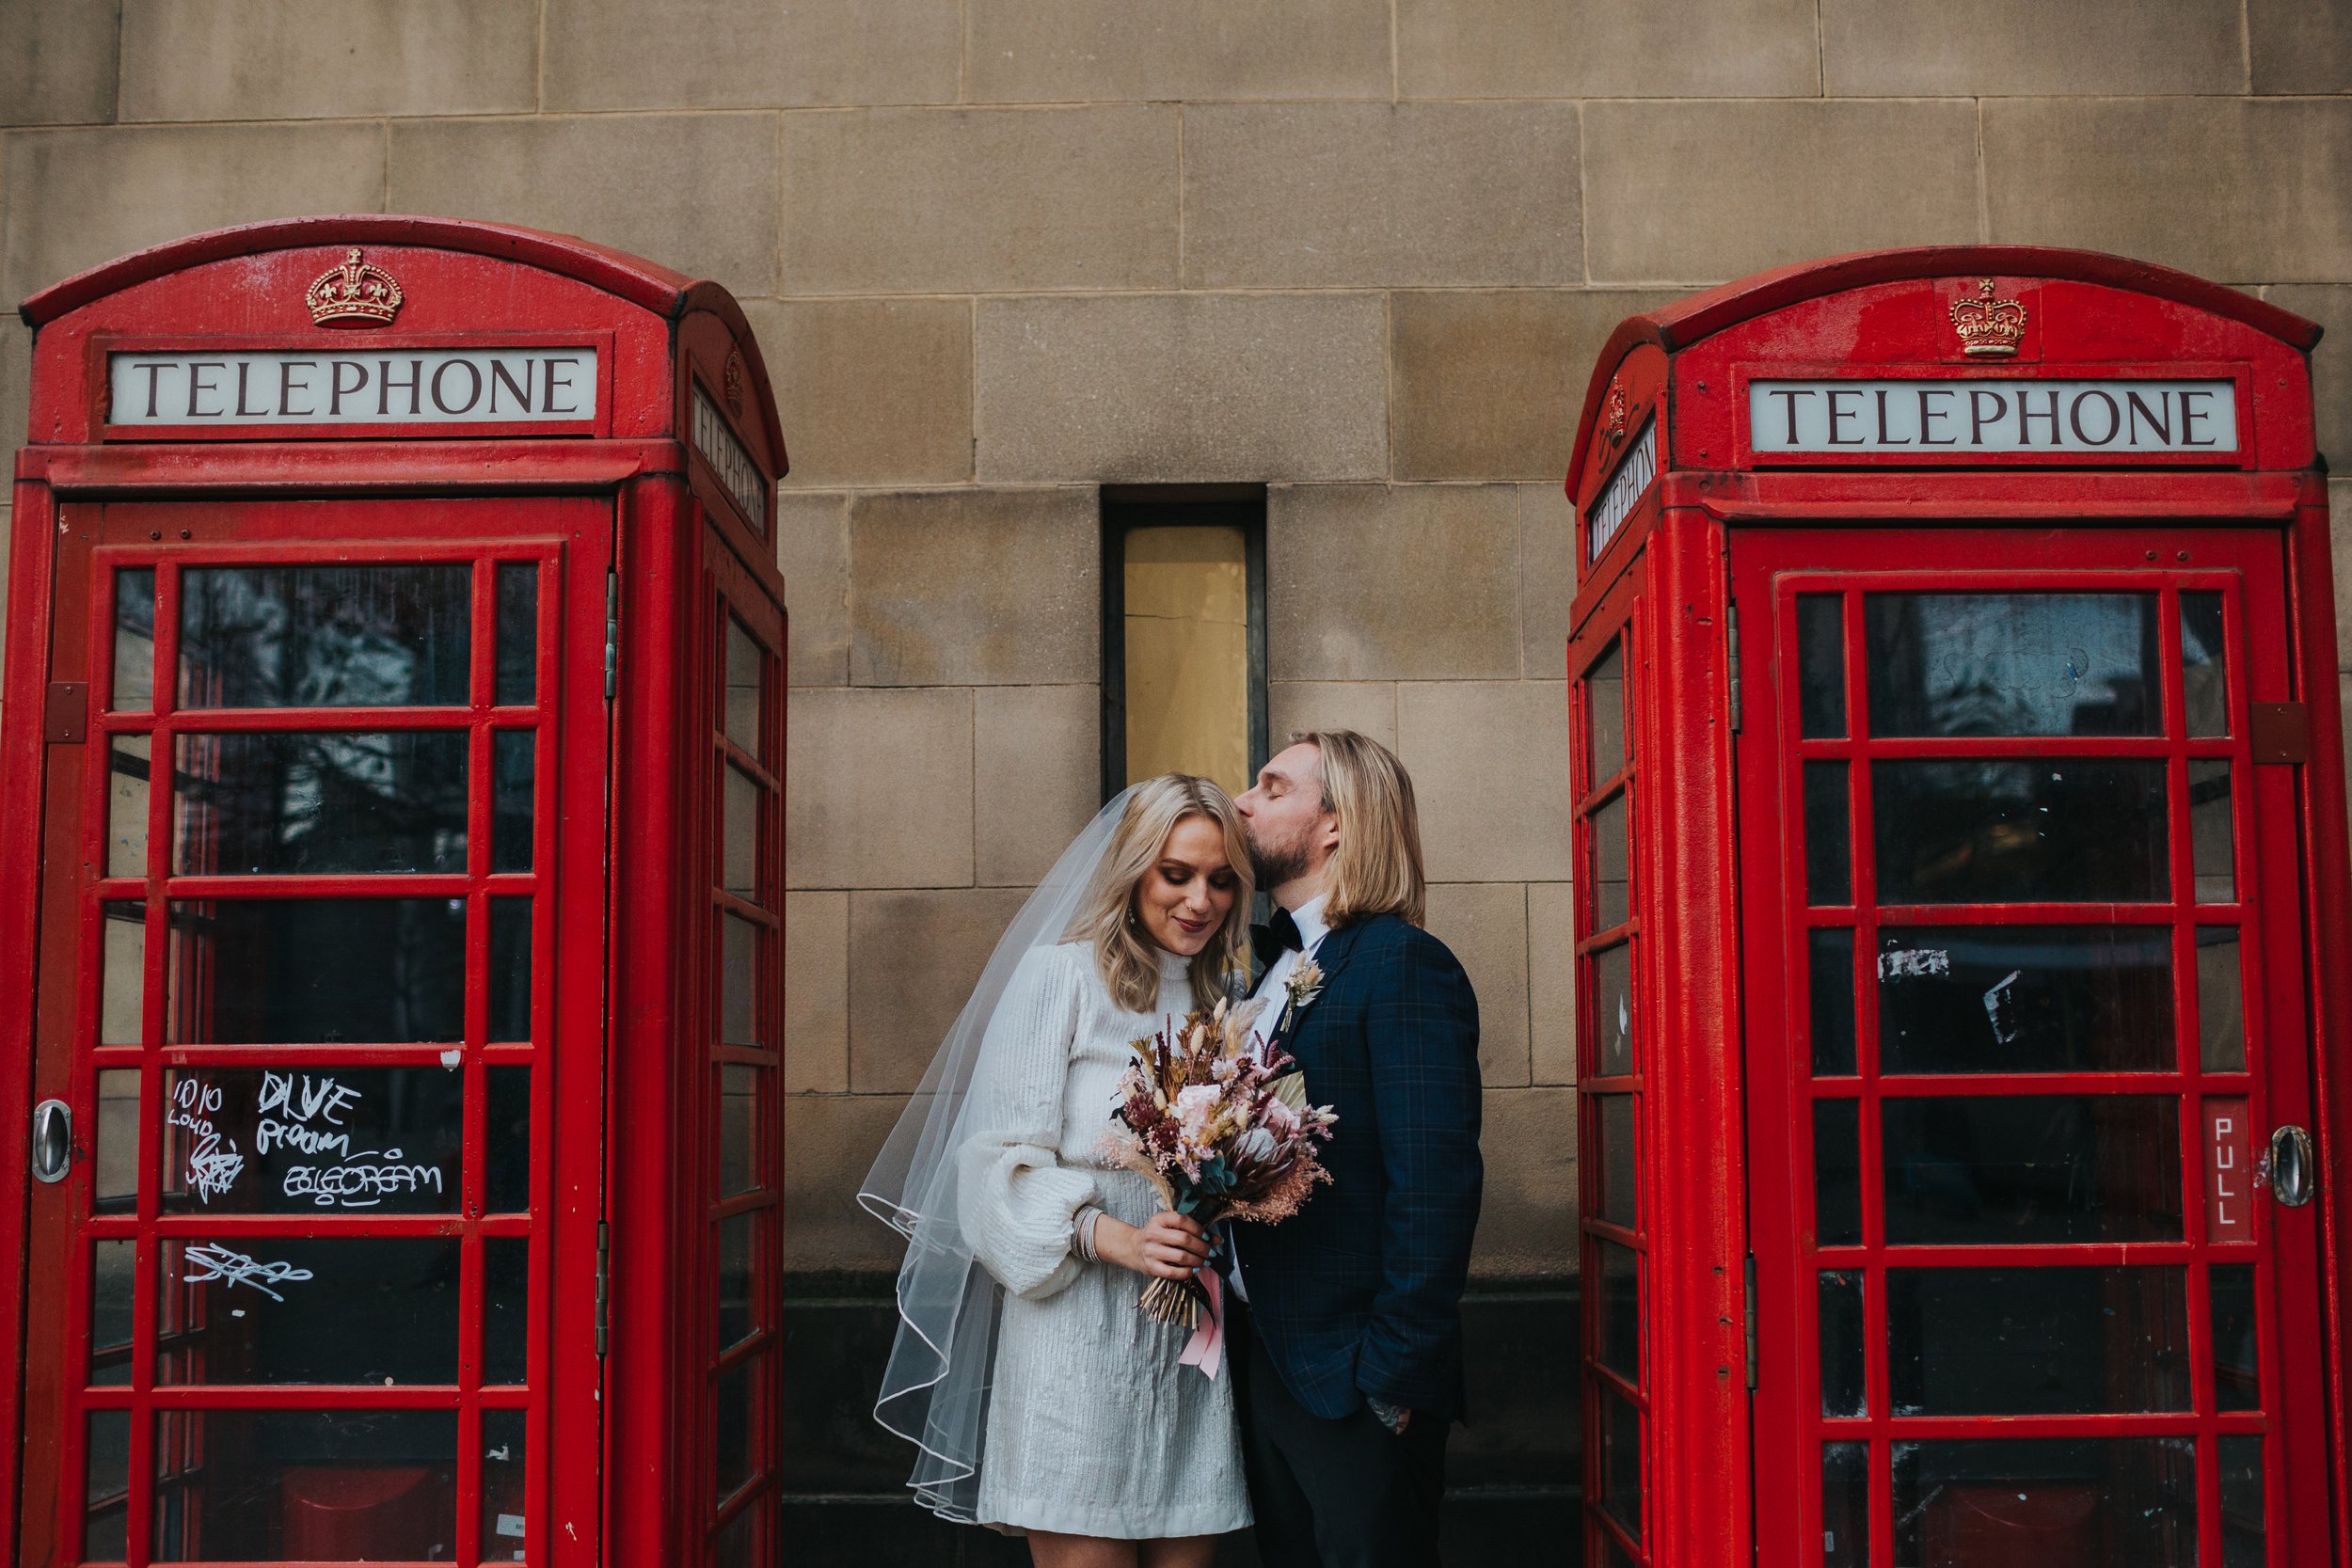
[1178,1268,1225,1381]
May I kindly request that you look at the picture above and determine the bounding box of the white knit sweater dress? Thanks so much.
[957,941,1252,1539]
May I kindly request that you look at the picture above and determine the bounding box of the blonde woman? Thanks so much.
[861,775,1256,1565]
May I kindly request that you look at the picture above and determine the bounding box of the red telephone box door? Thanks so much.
[18,496,610,1565]
[1736,526,2328,1567]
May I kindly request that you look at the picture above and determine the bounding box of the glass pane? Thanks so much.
[2180,592,2229,738]
[718,1212,755,1351]
[495,562,537,707]
[95,1068,140,1213]
[712,1505,756,1568]
[151,1409,457,1561]
[1819,1271,1865,1418]
[113,567,156,711]
[1591,942,1633,1078]
[2219,1435,2264,1568]
[173,731,468,876]
[2198,930,2247,1072]
[1822,1441,1867,1568]
[1595,1238,1640,1384]
[1811,928,1857,1076]
[485,1236,529,1386]
[103,904,147,1045]
[157,1237,460,1384]
[1866,593,2160,737]
[723,765,760,902]
[492,730,533,875]
[1804,763,1851,905]
[87,1408,132,1558]
[2190,760,2235,904]
[1815,1099,1862,1247]
[485,1067,532,1214]
[1587,641,1626,784]
[1883,1096,2183,1244]
[481,1407,528,1561]
[724,616,763,756]
[1591,790,1629,931]
[1890,1266,2189,1415]
[109,735,151,879]
[167,898,465,1044]
[92,1238,135,1384]
[715,1355,755,1504]
[1596,1093,1636,1231]
[721,913,759,1047]
[1877,926,2172,1075]
[1891,1437,2195,1568]
[1873,760,2169,905]
[1798,594,1847,739]
[2211,1263,2259,1412]
[1122,525,1250,794]
[179,564,470,709]
[161,1067,461,1214]
[720,1064,758,1196]
[1597,1384,1642,1541]
[490,898,532,1042]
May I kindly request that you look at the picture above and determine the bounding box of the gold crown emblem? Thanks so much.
[306,246,404,327]
[1948,277,2026,357]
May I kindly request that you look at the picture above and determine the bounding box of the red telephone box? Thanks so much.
[1564,247,2350,1568]
[1,216,788,1567]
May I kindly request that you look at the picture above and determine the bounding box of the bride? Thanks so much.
[861,774,1257,1565]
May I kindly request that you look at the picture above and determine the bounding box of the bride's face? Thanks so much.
[1133,813,1241,958]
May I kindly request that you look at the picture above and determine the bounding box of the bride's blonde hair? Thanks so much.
[1064,774,1254,1013]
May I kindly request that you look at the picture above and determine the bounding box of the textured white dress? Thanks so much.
[957,941,1252,1539]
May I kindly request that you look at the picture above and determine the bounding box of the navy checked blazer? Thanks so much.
[1240,911,1483,1422]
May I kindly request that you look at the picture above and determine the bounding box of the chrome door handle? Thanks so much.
[31,1099,72,1184]
[2265,1125,2315,1209]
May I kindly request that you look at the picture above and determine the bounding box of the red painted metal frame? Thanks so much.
[1562,245,2347,1568]
[5,218,792,1568]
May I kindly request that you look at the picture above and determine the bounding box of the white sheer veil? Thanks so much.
[856,785,1140,1523]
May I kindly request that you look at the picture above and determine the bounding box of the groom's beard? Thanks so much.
[1247,825,1311,891]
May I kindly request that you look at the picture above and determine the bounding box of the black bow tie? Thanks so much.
[1250,908,1305,970]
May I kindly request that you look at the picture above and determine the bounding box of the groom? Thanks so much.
[1227,730,1483,1568]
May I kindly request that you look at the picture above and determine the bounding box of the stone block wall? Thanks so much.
[3,1,2350,1298]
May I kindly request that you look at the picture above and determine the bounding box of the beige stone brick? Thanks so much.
[388,115,780,297]
[3,124,386,304]
[1984,99,2352,286]
[967,0,1390,103]
[775,492,850,688]
[1822,0,2241,95]
[544,0,960,110]
[2250,0,2352,94]
[974,293,1388,483]
[739,297,972,489]
[849,488,1098,687]
[2270,287,2351,473]
[2333,480,2352,673]
[1426,883,1529,1088]
[786,686,974,889]
[1,320,29,488]
[783,1091,904,1271]
[1471,1086,1575,1275]
[781,108,1179,295]
[1268,484,1520,682]
[849,887,1029,1093]
[1391,289,1680,482]
[976,685,1102,887]
[1526,881,1574,1085]
[1399,681,1570,883]
[1396,0,1818,99]
[786,891,850,1093]
[0,0,119,126]
[1267,682,1397,752]
[1183,103,1579,289]
[1583,100,1979,285]
[120,0,537,120]
[1519,482,1576,682]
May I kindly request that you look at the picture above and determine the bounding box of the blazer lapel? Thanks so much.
[1268,919,1364,1055]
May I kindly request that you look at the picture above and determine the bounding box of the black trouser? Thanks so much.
[1232,1302,1447,1568]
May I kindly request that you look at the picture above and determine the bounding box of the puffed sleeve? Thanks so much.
[957,945,1100,1300]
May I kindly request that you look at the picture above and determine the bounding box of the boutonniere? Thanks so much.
[1277,958,1326,1037]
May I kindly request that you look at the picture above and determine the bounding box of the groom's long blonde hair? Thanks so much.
[1299,729,1428,928]
[1064,774,1254,1014]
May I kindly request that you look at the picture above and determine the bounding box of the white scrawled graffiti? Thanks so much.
[168,1077,245,1203]
[182,1243,313,1302]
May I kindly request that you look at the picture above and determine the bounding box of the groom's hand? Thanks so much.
[1097,1211,1214,1279]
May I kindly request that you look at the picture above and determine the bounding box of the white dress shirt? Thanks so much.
[1229,893,1331,1303]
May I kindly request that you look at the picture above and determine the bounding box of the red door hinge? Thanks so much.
[44,681,87,744]
[2250,702,2307,765]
